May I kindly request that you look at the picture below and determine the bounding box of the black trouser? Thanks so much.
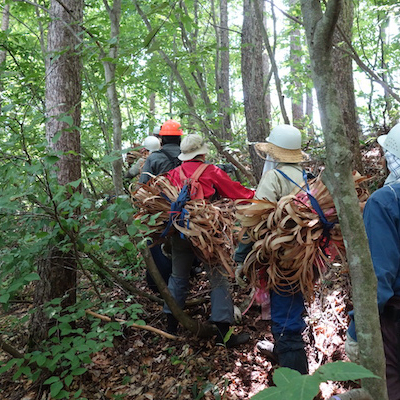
[381,298,400,400]
[273,332,308,375]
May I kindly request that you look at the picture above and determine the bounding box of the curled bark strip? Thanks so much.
[131,176,237,277]
[236,172,369,300]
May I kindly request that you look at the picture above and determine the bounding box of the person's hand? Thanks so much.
[235,263,247,288]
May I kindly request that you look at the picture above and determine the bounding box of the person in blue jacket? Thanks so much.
[346,123,400,400]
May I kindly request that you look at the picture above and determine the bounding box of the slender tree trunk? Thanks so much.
[0,2,10,110]
[218,0,232,140]
[30,0,83,347]
[332,0,363,173]
[241,0,267,182]
[262,8,271,134]
[149,91,156,134]
[300,1,388,399]
[289,0,304,129]
[102,0,124,196]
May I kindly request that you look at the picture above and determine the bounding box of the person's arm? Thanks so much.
[139,157,153,184]
[255,170,281,202]
[364,192,400,313]
[211,167,254,199]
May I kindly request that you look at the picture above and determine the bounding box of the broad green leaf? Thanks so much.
[0,293,10,303]
[251,386,281,399]
[23,272,40,282]
[273,367,301,386]
[44,376,60,385]
[50,380,64,397]
[314,361,379,381]
[58,115,74,126]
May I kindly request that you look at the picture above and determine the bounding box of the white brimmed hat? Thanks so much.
[255,124,308,163]
[178,134,209,161]
[377,123,400,158]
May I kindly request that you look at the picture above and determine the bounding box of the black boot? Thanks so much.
[273,332,308,374]
[215,322,250,348]
[166,314,178,335]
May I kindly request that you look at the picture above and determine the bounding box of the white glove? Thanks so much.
[345,332,360,363]
[235,263,247,288]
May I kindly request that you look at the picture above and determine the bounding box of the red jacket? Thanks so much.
[166,160,255,200]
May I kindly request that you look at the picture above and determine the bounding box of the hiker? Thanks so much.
[235,124,309,373]
[139,119,182,184]
[125,136,161,180]
[163,133,255,347]
[346,123,400,400]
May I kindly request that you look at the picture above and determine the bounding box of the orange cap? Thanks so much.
[159,119,183,136]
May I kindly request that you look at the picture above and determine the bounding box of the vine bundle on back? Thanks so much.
[131,175,237,276]
[236,172,369,301]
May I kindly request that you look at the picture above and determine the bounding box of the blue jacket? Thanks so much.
[348,183,400,340]
[364,183,400,313]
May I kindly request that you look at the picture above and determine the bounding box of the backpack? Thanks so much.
[160,149,181,169]
[179,163,210,200]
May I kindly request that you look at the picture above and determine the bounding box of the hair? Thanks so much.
[161,136,181,145]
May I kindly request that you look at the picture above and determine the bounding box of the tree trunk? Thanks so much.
[289,0,304,129]
[218,0,232,140]
[30,0,83,348]
[241,0,267,182]
[0,2,9,110]
[300,1,388,399]
[332,0,363,173]
[102,0,124,197]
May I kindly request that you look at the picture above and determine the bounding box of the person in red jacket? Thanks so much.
[163,134,255,347]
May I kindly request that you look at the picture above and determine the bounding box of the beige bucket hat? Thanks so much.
[178,134,209,161]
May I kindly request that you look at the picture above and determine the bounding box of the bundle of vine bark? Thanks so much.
[131,175,237,276]
[236,172,369,301]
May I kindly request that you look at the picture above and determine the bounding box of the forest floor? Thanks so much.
[0,262,357,400]
[0,142,383,400]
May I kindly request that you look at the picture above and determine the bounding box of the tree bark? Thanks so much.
[102,0,124,197]
[289,0,304,129]
[300,1,388,399]
[30,0,83,348]
[332,0,363,173]
[217,0,232,140]
[241,0,267,182]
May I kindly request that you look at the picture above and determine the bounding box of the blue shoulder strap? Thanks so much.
[160,184,190,239]
[276,169,336,250]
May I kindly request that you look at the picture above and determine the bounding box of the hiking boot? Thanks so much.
[166,314,178,335]
[257,339,279,363]
[215,322,250,348]
[216,332,250,348]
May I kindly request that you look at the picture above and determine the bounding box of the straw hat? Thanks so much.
[178,134,209,161]
[254,124,308,163]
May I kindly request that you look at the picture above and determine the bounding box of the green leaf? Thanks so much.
[23,272,40,282]
[58,115,74,126]
[0,293,10,304]
[69,178,82,188]
[143,28,159,47]
[251,386,281,399]
[65,375,73,386]
[44,376,60,385]
[50,380,63,397]
[71,367,87,376]
[314,361,379,381]
[44,155,60,165]
[273,367,301,386]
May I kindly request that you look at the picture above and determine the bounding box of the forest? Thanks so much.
[0,0,399,399]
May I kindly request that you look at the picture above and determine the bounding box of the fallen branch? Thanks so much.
[85,309,178,340]
[0,336,24,359]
